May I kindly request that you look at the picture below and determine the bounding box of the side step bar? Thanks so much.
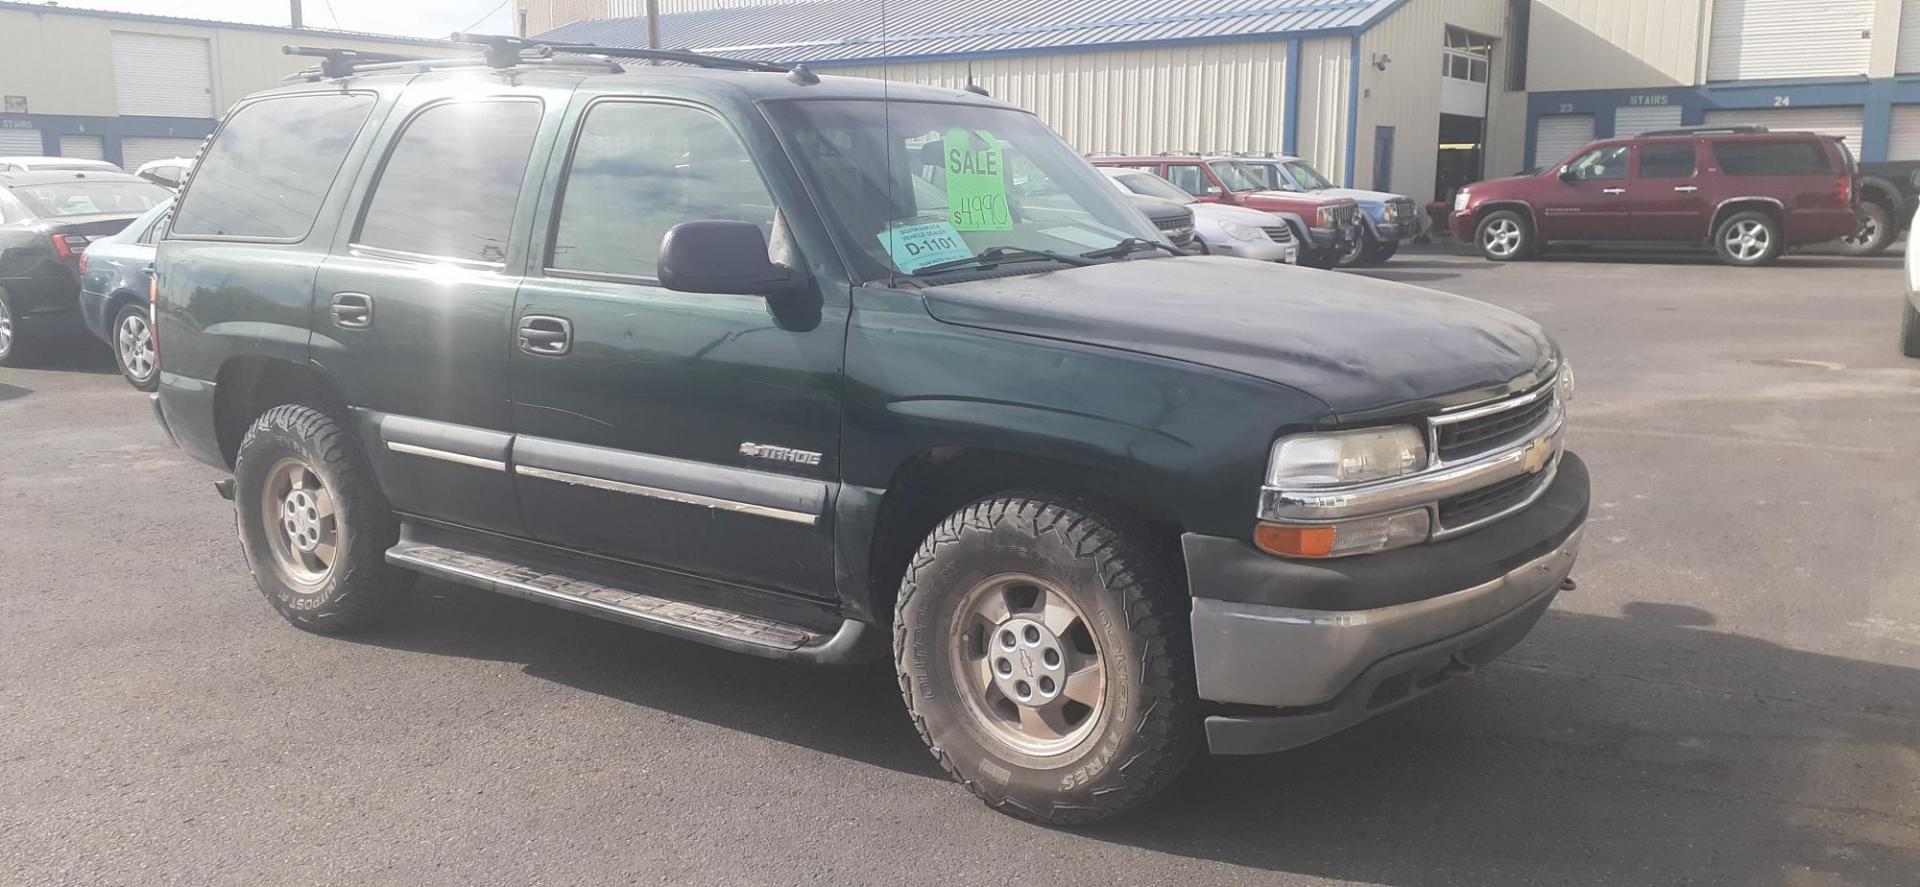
[387,541,873,664]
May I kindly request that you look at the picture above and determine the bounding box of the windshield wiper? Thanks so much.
[909,246,1096,276]
[1079,237,1185,260]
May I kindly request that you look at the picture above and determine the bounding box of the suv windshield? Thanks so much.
[1206,160,1268,193]
[1112,171,1196,205]
[10,180,169,218]
[769,100,1162,277]
[1284,161,1336,190]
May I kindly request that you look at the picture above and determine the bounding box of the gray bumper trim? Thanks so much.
[1192,526,1581,708]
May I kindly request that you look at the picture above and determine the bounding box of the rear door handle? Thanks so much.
[518,315,572,356]
[330,292,372,329]
[1601,187,1626,195]
[1673,185,1699,193]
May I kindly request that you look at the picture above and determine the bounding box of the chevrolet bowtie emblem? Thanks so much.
[1522,436,1554,474]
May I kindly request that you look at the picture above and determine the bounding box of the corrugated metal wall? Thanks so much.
[1526,0,1704,91]
[831,41,1296,158]
[1355,0,1511,203]
[1293,36,1352,186]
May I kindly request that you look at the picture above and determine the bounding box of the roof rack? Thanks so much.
[280,43,622,81]
[1638,125,1771,137]
[455,33,790,73]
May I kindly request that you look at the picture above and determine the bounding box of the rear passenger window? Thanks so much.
[1638,143,1696,179]
[356,100,543,264]
[550,102,775,280]
[1165,165,1211,196]
[1712,141,1831,176]
[171,93,375,240]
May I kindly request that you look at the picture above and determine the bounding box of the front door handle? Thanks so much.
[330,292,372,329]
[518,315,572,356]
[1601,187,1626,195]
[1673,185,1699,193]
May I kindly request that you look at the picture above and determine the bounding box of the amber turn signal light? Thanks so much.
[1254,523,1336,558]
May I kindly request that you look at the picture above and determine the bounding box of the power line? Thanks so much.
[322,0,340,28]
[461,0,512,34]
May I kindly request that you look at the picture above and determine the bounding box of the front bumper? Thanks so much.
[1447,210,1478,242]
[1305,225,1352,251]
[1208,237,1293,263]
[1186,451,1588,754]
[1370,219,1414,242]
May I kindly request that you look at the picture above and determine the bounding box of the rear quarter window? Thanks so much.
[1711,140,1831,176]
[171,92,376,240]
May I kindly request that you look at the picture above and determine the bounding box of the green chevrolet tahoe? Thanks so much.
[149,42,1587,824]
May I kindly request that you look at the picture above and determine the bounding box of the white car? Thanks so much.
[136,157,195,189]
[0,156,121,174]
[1099,167,1298,264]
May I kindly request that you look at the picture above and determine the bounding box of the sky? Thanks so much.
[50,0,516,39]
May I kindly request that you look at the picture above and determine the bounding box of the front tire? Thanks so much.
[1839,202,1895,257]
[0,286,27,367]
[894,494,1198,824]
[234,404,405,633]
[1475,210,1533,261]
[1902,297,1920,358]
[111,302,158,391]
[1715,210,1783,267]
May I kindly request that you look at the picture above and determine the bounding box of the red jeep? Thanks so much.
[1092,155,1360,268]
[1449,127,1858,267]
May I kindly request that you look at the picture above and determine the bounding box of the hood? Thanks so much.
[1313,187,1408,205]
[1464,174,1540,197]
[1190,203,1281,225]
[921,256,1557,420]
[1236,190,1354,213]
[1126,193,1192,224]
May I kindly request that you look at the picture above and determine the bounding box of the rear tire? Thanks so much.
[1839,201,1895,258]
[894,494,1198,825]
[1475,210,1533,261]
[111,302,158,391]
[0,286,28,368]
[234,404,405,633]
[1714,210,1783,267]
[1902,297,1920,358]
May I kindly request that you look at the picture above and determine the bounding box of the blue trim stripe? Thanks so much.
[1284,37,1303,156]
[1343,34,1360,186]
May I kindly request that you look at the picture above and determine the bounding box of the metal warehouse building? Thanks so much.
[532,0,1535,205]
[0,1,461,169]
[1523,0,1920,169]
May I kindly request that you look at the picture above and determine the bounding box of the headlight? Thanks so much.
[1557,359,1575,404]
[1314,206,1334,227]
[1453,190,1471,212]
[1220,221,1265,242]
[1267,425,1428,488]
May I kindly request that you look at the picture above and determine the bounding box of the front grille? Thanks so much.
[1325,205,1358,228]
[1434,389,1556,462]
[1261,224,1293,242]
[1438,469,1547,528]
[1155,218,1196,249]
[1387,199,1416,221]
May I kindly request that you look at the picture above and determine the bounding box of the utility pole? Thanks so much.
[289,0,303,29]
[646,0,660,65]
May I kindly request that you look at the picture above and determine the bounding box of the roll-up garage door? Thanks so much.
[1703,107,1864,149]
[1533,114,1594,169]
[1708,0,1873,81]
[0,127,43,155]
[1614,105,1684,139]
[119,136,204,170]
[111,32,212,117]
[1888,106,1920,161]
[58,135,105,161]
[1900,0,1920,73]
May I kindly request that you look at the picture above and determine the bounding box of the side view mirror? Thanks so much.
[657,220,805,298]
[1556,166,1576,183]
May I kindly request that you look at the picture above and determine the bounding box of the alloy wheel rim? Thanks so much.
[1843,210,1879,247]
[259,457,340,590]
[0,298,12,357]
[118,313,154,381]
[1727,220,1769,261]
[950,572,1106,757]
[1484,219,1521,257]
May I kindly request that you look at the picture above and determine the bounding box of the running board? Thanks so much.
[387,541,873,664]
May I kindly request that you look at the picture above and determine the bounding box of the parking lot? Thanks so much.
[2,248,1916,886]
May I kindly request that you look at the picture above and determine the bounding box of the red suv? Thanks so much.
[1092,155,1360,268]
[1449,127,1858,267]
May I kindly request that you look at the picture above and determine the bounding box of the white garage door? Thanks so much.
[1888,106,1920,161]
[112,32,213,117]
[119,136,204,170]
[1533,114,1595,169]
[1703,107,1864,148]
[1900,0,1920,73]
[1613,105,1684,139]
[58,134,105,161]
[1708,0,1873,81]
[0,127,43,155]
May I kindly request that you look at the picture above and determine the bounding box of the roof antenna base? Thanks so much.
[787,63,819,85]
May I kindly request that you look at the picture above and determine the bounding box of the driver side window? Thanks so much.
[1566,145,1629,182]
[1165,164,1211,196]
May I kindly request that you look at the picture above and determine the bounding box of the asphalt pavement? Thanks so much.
[2,246,1916,886]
